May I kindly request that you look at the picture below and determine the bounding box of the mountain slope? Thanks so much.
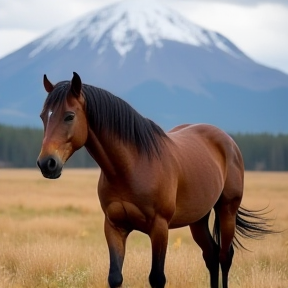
[0,0,287,132]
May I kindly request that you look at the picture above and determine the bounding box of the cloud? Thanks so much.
[178,0,288,6]
[0,0,116,30]
[1,0,286,31]
[0,30,38,57]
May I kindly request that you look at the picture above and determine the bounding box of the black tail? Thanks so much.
[213,206,276,250]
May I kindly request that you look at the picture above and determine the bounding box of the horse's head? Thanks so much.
[37,72,88,179]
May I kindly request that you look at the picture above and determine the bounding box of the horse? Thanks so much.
[37,72,274,288]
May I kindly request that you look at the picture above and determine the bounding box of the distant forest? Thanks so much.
[0,124,287,171]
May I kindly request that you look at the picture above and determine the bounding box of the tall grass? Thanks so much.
[0,169,287,287]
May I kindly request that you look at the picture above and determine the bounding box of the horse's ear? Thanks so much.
[43,74,54,93]
[70,72,82,97]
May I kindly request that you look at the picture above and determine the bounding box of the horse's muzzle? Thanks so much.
[37,155,63,179]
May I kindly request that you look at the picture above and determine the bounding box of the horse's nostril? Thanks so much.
[47,158,57,172]
[37,155,62,179]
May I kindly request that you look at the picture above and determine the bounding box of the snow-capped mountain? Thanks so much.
[0,0,287,132]
[29,0,244,59]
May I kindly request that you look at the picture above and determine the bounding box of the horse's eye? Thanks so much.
[64,112,75,122]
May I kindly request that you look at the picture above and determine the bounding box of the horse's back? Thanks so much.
[168,124,243,173]
[166,124,244,227]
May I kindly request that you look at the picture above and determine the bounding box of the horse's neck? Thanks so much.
[85,127,137,178]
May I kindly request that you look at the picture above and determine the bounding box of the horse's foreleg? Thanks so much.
[148,216,169,288]
[104,217,130,288]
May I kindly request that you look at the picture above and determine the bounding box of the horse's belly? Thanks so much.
[169,185,222,229]
[169,205,211,229]
[168,152,225,228]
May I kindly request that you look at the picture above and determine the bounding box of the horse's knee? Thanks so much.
[108,272,123,288]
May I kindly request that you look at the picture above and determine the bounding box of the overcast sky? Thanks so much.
[1,0,288,74]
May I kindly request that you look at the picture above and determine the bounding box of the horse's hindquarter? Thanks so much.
[167,124,242,228]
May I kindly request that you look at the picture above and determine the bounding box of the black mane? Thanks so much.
[43,82,167,158]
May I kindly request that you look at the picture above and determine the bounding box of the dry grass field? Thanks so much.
[0,169,287,288]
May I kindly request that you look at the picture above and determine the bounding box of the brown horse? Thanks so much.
[37,72,274,288]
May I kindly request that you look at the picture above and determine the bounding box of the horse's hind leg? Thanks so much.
[190,212,219,288]
[215,192,242,288]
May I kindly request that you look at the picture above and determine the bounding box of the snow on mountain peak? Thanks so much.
[29,0,243,59]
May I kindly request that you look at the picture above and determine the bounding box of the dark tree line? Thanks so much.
[232,133,288,171]
[0,124,95,168]
[0,124,287,170]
